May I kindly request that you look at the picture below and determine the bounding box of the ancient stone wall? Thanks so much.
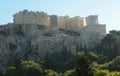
[80,31,102,48]
[80,24,106,48]
[58,16,84,31]
[86,15,98,25]
[50,15,58,31]
[82,24,106,37]
[69,16,84,31]
[13,10,49,26]
[58,16,70,30]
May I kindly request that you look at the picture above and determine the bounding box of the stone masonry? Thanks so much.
[86,15,98,25]
[50,15,58,31]
[13,10,49,26]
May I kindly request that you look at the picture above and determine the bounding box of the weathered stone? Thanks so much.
[13,10,49,26]
[86,15,98,25]
[50,15,58,31]
[58,16,84,31]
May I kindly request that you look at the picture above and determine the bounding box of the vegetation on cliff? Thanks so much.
[0,30,120,76]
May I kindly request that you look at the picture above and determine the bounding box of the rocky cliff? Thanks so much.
[0,23,81,71]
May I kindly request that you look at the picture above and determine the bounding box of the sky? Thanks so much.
[0,0,120,33]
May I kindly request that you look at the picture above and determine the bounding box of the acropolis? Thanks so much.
[0,10,106,71]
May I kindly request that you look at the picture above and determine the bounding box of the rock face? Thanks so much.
[0,10,106,71]
[0,34,31,71]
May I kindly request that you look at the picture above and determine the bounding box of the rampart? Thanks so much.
[13,10,106,37]
[13,10,49,26]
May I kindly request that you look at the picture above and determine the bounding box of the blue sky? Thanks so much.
[0,0,120,33]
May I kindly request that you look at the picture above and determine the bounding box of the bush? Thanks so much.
[87,52,99,62]
[64,69,77,76]
[75,52,94,76]
[94,69,120,76]
[109,71,120,76]
[108,56,120,71]
[0,71,3,76]
[94,69,109,76]
[43,50,77,73]
[45,69,60,76]
[5,66,17,76]
[18,60,45,76]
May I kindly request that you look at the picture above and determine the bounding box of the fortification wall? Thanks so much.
[58,16,84,31]
[50,15,58,31]
[58,16,70,30]
[80,32,101,48]
[13,10,49,26]
[13,10,106,35]
[82,24,106,38]
[86,15,98,25]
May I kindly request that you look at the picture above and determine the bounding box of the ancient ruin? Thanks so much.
[13,10,49,26]
[0,10,106,71]
[58,16,84,31]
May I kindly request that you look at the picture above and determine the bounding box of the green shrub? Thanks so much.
[109,71,120,76]
[0,71,3,76]
[45,69,60,76]
[64,69,76,76]
[94,69,120,76]
[43,50,77,73]
[108,56,120,71]
[75,52,94,76]
[18,60,45,76]
[94,69,109,76]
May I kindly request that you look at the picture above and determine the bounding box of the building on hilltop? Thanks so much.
[58,16,84,31]
[13,10,106,34]
[86,15,98,25]
[50,15,58,31]
[12,10,106,49]
[83,15,106,38]
[13,10,49,26]
[80,15,106,48]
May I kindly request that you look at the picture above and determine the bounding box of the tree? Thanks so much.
[0,71,3,76]
[96,33,118,61]
[18,60,45,76]
[75,52,94,76]
[101,34,117,46]
[64,69,77,76]
[43,50,77,73]
[108,56,120,71]
[45,69,60,76]
[5,66,17,76]
[110,30,120,36]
